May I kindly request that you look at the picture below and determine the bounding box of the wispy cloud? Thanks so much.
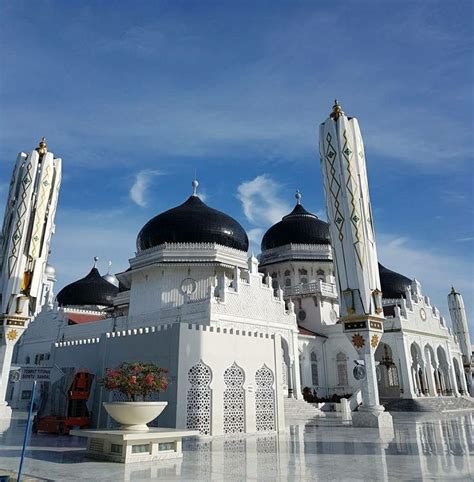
[129,169,162,207]
[237,175,291,226]
[455,236,474,243]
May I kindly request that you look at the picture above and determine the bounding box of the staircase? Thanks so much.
[381,396,474,412]
[284,398,322,422]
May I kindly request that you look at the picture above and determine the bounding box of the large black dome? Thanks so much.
[57,267,119,307]
[379,263,412,299]
[137,195,249,252]
[261,203,331,251]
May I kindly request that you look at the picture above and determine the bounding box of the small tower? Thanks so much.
[448,287,473,395]
[319,100,391,428]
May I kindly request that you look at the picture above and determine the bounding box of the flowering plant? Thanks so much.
[101,362,169,401]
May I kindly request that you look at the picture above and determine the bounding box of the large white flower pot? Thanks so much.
[103,401,168,432]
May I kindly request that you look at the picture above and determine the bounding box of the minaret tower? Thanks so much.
[319,101,392,428]
[448,287,473,396]
[0,138,62,417]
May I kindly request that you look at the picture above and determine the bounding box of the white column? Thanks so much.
[424,353,437,396]
[291,333,302,399]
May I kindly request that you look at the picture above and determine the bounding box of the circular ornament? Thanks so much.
[9,370,21,383]
[330,309,337,322]
[180,278,197,296]
[419,308,427,321]
[353,364,366,380]
[298,310,307,322]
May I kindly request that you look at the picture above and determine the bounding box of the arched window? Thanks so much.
[299,268,308,284]
[316,269,325,276]
[284,270,291,277]
[310,352,319,386]
[336,352,348,386]
[285,278,291,287]
[284,270,291,287]
[271,272,279,290]
[387,366,399,387]
[25,356,30,365]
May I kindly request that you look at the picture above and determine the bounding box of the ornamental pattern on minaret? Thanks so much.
[448,287,471,365]
[319,101,382,318]
[0,138,62,317]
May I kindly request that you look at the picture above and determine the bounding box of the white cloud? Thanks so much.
[237,175,291,226]
[247,228,264,246]
[377,233,474,337]
[129,169,162,207]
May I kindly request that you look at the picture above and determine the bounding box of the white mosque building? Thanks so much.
[3,104,473,436]
[7,180,473,435]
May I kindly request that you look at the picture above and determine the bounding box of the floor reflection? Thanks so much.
[0,411,472,480]
[181,412,473,481]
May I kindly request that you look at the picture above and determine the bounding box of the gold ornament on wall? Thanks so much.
[371,334,379,349]
[6,329,18,341]
[352,333,365,349]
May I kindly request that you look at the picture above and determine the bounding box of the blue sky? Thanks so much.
[1,1,473,335]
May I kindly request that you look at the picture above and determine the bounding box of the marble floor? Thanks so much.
[0,411,472,481]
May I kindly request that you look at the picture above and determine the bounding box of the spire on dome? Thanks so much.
[103,260,119,287]
[93,256,99,268]
[330,99,344,120]
[192,178,199,197]
[295,189,302,205]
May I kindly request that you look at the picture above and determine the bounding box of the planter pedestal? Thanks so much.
[70,427,199,463]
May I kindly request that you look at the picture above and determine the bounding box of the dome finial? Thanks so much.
[192,178,199,197]
[295,189,302,205]
[330,99,344,120]
[93,256,99,268]
[37,137,48,156]
[107,260,112,274]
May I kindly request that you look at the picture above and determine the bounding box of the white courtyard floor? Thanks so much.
[0,410,472,481]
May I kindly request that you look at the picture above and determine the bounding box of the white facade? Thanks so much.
[14,244,299,436]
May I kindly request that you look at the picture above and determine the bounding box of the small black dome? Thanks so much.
[57,267,119,307]
[379,263,412,299]
[261,203,331,251]
[137,195,249,252]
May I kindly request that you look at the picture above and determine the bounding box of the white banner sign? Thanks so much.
[20,367,52,381]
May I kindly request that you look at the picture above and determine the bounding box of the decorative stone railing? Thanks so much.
[284,280,337,299]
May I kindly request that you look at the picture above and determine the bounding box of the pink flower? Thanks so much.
[145,373,154,386]
[161,380,168,390]
[130,376,137,384]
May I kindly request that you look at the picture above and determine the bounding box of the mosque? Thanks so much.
[4,108,474,436]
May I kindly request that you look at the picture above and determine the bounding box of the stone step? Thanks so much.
[381,396,474,412]
[284,398,323,422]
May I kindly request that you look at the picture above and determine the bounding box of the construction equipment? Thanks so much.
[33,368,94,435]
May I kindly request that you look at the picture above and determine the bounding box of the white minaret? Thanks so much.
[0,138,62,417]
[448,287,473,395]
[319,101,392,428]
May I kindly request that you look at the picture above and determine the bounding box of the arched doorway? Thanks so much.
[375,343,401,398]
[423,344,438,396]
[410,342,427,396]
[436,346,452,395]
[453,358,464,395]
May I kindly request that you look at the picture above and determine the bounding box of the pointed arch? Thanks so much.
[186,360,212,435]
[223,362,245,433]
[255,364,275,431]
